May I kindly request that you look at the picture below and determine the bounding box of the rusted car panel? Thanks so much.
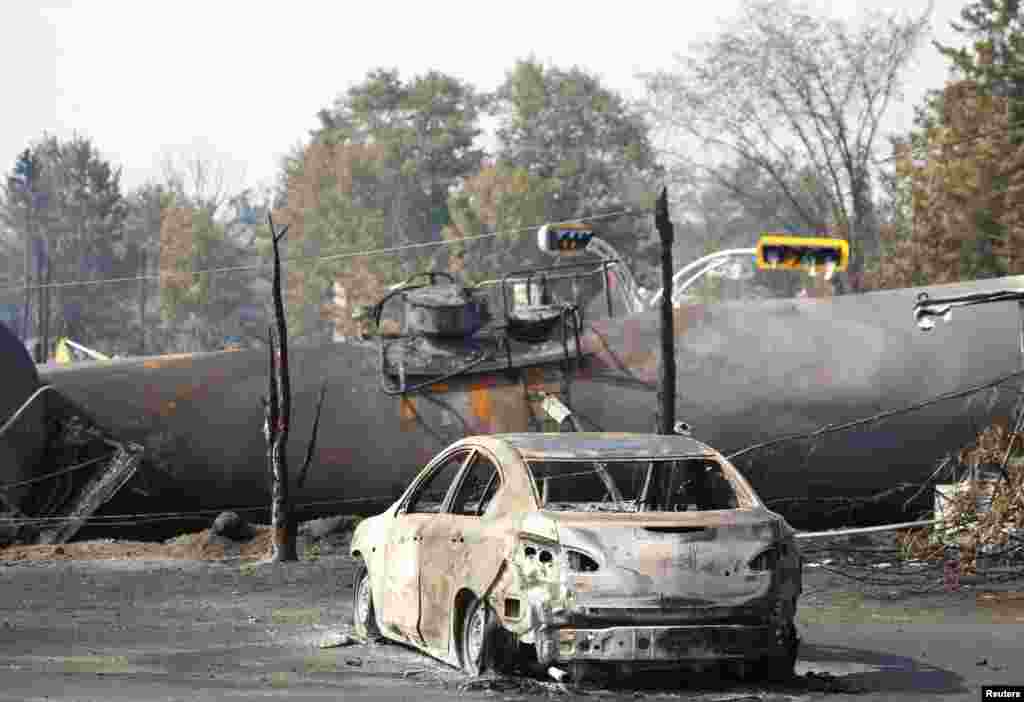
[501,432,715,461]
[350,433,801,675]
[499,509,801,666]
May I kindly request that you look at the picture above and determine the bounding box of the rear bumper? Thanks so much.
[538,624,786,664]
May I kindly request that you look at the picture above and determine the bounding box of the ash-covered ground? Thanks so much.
[0,519,1020,702]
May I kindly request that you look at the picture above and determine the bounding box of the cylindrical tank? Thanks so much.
[34,275,1024,529]
[0,321,46,513]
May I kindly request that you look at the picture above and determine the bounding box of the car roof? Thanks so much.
[468,432,716,461]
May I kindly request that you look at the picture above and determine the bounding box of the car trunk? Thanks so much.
[544,508,784,625]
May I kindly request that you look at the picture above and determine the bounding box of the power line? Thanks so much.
[0,452,114,491]
[0,494,410,528]
[727,367,1024,462]
[0,209,641,295]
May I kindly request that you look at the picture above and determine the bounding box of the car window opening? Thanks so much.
[453,455,502,517]
[406,450,470,514]
[527,459,739,512]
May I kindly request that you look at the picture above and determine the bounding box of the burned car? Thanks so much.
[349,433,801,681]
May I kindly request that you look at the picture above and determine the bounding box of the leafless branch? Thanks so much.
[297,382,328,489]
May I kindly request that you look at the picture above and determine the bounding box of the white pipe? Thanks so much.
[795,518,940,540]
[671,259,732,305]
[0,385,56,440]
[62,339,110,361]
[648,248,757,307]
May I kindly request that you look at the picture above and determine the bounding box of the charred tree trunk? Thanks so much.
[265,213,297,562]
[655,188,677,435]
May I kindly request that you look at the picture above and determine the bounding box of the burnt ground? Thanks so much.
[0,525,1020,702]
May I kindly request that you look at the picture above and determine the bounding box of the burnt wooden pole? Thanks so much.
[655,187,677,435]
[265,213,298,562]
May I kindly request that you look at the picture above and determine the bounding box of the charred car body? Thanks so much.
[349,433,801,680]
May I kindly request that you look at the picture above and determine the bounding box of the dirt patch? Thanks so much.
[0,517,355,563]
[977,590,1024,623]
[240,526,275,560]
[0,530,230,562]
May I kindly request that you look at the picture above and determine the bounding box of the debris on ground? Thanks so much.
[0,514,358,562]
[457,675,569,696]
[319,633,358,649]
[798,670,865,693]
[299,515,361,540]
[211,511,253,541]
[897,423,1024,574]
[977,591,1024,623]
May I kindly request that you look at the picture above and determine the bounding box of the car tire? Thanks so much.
[459,596,514,676]
[751,626,799,682]
[353,562,382,642]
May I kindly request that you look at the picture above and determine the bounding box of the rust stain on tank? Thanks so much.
[470,385,493,431]
[142,353,198,370]
[399,397,417,431]
[672,304,707,337]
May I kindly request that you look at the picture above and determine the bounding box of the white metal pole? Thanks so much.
[648,248,756,307]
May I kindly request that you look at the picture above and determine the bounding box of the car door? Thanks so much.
[376,448,472,645]
[418,450,504,653]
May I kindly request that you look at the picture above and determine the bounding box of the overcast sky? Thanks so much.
[3,0,965,195]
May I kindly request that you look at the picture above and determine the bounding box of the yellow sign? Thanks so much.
[54,338,73,364]
[756,235,849,276]
[537,223,594,254]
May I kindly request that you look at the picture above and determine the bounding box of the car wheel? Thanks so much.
[459,596,515,676]
[751,625,799,682]
[352,562,382,642]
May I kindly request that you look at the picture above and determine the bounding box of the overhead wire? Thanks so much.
[0,452,114,491]
[0,209,641,294]
[726,367,1024,462]
[0,494,407,527]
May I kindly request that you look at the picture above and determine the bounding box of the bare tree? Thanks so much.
[160,152,244,218]
[643,0,932,290]
[262,213,326,563]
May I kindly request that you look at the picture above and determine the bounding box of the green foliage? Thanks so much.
[316,68,488,247]
[1,133,129,353]
[158,194,254,350]
[303,541,321,561]
[269,68,490,339]
[445,163,560,281]
[484,60,663,286]
[875,2,1024,290]
[495,59,662,220]
[935,0,1024,141]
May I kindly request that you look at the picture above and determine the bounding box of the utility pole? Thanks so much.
[15,150,35,350]
[22,208,31,350]
[654,188,677,435]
